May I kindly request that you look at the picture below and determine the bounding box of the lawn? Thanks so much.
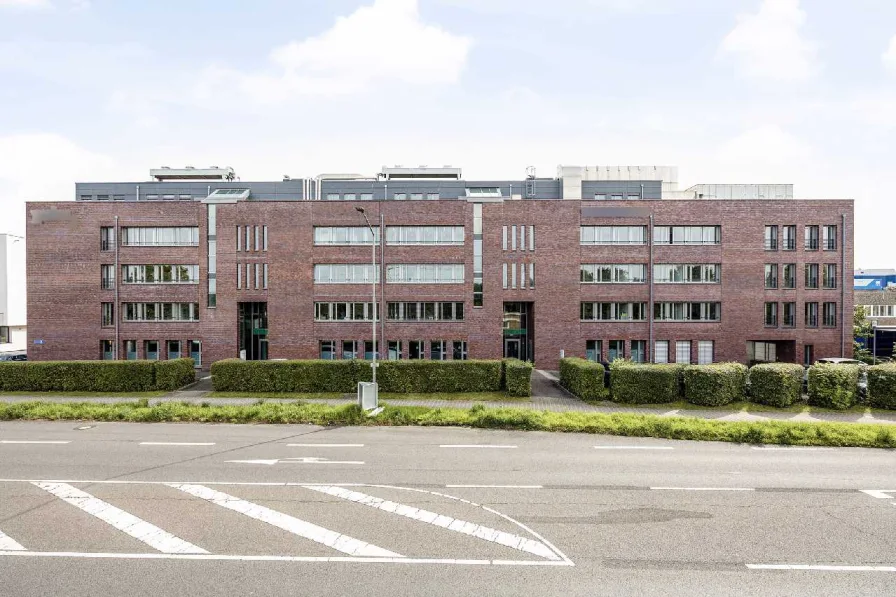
[586,399,894,415]
[0,391,168,398]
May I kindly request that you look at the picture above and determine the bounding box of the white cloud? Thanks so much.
[193,0,471,103]
[0,0,50,7]
[883,34,896,73]
[717,124,813,166]
[718,0,818,81]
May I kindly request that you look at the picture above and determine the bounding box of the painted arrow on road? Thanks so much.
[226,457,365,466]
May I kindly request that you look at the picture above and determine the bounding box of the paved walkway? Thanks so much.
[2,370,895,426]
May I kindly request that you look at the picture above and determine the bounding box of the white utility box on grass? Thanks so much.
[358,382,379,411]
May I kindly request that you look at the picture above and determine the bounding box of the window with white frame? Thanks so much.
[313,264,380,284]
[580,226,647,245]
[654,302,721,322]
[654,340,669,363]
[675,341,691,363]
[123,303,200,322]
[581,264,647,283]
[864,305,896,318]
[314,302,378,321]
[387,302,464,321]
[121,227,199,246]
[653,226,721,245]
[386,263,464,284]
[313,227,379,245]
[697,341,714,364]
[465,187,502,198]
[580,302,647,321]
[385,226,463,245]
[654,264,721,284]
[122,265,199,284]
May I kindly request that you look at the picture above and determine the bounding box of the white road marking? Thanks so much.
[0,551,573,566]
[751,447,836,451]
[169,484,400,558]
[0,441,70,445]
[139,442,215,446]
[439,445,518,449]
[226,457,365,465]
[593,446,674,450]
[32,482,207,554]
[286,444,364,448]
[650,487,755,491]
[859,490,896,499]
[303,485,561,561]
[747,564,896,572]
[0,530,25,551]
[445,485,543,489]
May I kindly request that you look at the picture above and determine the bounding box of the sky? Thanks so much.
[0,0,895,274]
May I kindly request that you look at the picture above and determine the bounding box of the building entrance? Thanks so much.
[503,302,533,362]
[238,302,268,360]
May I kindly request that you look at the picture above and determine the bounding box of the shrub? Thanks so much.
[610,361,683,404]
[807,363,859,410]
[0,361,157,392]
[749,363,804,407]
[558,358,608,401]
[868,363,896,409]
[153,359,196,391]
[503,359,533,397]
[210,359,504,394]
[683,363,748,406]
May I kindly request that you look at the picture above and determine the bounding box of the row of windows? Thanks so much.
[314,302,379,322]
[387,302,464,322]
[502,226,535,251]
[764,264,837,289]
[107,340,202,361]
[324,193,443,201]
[386,264,465,284]
[313,226,467,246]
[118,265,199,285]
[122,303,201,322]
[580,302,647,321]
[320,340,467,360]
[502,263,535,289]
[237,263,269,290]
[584,339,715,364]
[580,264,646,284]
[765,302,837,327]
[120,227,200,247]
[236,225,268,252]
[593,193,642,201]
[579,264,722,284]
[765,225,837,251]
[653,302,721,322]
[83,194,196,202]
[580,226,647,245]
[863,305,896,318]
[578,226,722,246]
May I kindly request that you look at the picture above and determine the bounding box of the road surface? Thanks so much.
[0,422,894,596]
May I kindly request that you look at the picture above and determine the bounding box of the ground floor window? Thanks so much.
[364,341,379,360]
[388,341,402,360]
[676,341,691,364]
[803,344,814,366]
[697,340,714,364]
[320,341,336,360]
[431,340,447,360]
[342,340,358,360]
[144,340,159,361]
[101,340,114,360]
[189,341,201,367]
[631,340,646,363]
[586,340,602,362]
[654,341,669,364]
[167,340,181,360]
[124,340,137,360]
[608,340,624,362]
[409,340,424,359]
[452,341,468,360]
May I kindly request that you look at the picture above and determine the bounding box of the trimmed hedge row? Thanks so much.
[868,363,896,409]
[683,363,748,406]
[0,359,195,392]
[558,358,608,401]
[610,361,682,404]
[503,359,533,397]
[808,363,859,410]
[748,363,803,408]
[210,359,506,394]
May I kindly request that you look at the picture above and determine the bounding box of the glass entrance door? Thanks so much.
[504,338,521,359]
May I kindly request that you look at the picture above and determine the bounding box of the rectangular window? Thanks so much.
[502,226,508,251]
[580,226,647,245]
[805,264,819,289]
[343,193,356,201]
[246,226,251,251]
[388,341,402,360]
[529,226,535,251]
[342,340,358,360]
[582,264,647,284]
[697,341,714,365]
[594,194,607,201]
[764,264,778,289]
[385,226,462,246]
[100,227,115,251]
[314,226,379,246]
[237,264,242,289]
[101,264,115,289]
[676,341,691,364]
[360,193,373,201]
[653,264,720,284]
[314,264,380,284]
[101,339,114,360]
[326,193,340,201]
[430,340,446,361]
[764,225,778,250]
[319,341,336,360]
[823,302,837,327]
[823,264,837,289]
[783,302,796,327]
[764,302,778,327]
[580,302,648,321]
[124,340,137,361]
[143,340,159,361]
[101,303,114,327]
[586,340,602,362]
[409,340,424,359]
[654,341,669,364]
[782,225,796,251]
[120,227,199,247]
[529,263,535,289]
[502,263,508,289]
[631,340,646,363]
[236,226,242,252]
[805,302,818,327]
[783,264,796,289]
[122,265,200,284]
[427,193,439,200]
[804,225,819,250]
[519,225,526,252]
[385,264,464,284]
[608,340,624,361]
[263,226,268,251]
[452,341,468,360]
[394,193,407,201]
[263,264,269,289]
[653,302,721,322]
[364,341,378,360]
[167,340,181,360]
[122,303,200,322]
[511,263,517,289]
[410,193,423,201]
[511,225,517,251]
[823,225,837,251]
[253,226,260,252]
[804,345,814,366]
[653,226,721,245]
[473,203,483,307]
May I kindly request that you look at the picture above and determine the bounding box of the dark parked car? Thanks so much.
[0,352,26,362]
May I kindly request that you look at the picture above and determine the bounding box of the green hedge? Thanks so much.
[210,359,504,394]
[868,363,896,409]
[807,363,859,410]
[0,361,157,392]
[559,358,608,401]
[153,359,196,391]
[609,361,682,404]
[503,359,533,397]
[749,363,804,407]
[683,363,748,406]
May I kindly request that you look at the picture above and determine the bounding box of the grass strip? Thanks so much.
[0,401,895,449]
[0,391,168,398]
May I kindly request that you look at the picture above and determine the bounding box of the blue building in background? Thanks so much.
[854,269,896,291]
[855,269,896,360]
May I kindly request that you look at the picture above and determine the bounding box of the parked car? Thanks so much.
[804,358,867,400]
[0,352,26,362]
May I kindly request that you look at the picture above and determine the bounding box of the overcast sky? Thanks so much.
[1,0,895,270]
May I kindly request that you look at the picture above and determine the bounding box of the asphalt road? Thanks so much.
[0,422,894,596]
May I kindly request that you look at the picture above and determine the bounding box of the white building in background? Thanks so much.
[0,233,26,353]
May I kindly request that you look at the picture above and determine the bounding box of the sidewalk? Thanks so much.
[2,370,895,426]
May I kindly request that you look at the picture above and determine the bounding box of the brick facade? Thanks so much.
[26,197,854,370]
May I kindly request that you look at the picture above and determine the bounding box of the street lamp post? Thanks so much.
[872,319,878,365]
[355,207,378,386]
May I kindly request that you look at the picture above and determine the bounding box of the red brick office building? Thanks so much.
[26,166,853,370]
